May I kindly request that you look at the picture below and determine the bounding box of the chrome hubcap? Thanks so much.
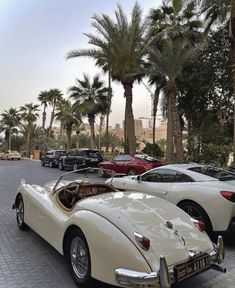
[70,236,88,279]
[16,200,24,225]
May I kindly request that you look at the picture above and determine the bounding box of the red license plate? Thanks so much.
[175,254,210,282]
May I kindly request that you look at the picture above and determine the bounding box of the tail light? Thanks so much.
[134,232,150,251]
[191,218,205,232]
[220,191,235,202]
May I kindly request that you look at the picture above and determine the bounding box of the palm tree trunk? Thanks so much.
[8,127,12,151]
[42,104,46,129]
[231,0,235,160]
[49,101,56,136]
[152,87,160,144]
[105,70,112,152]
[172,97,184,163]
[165,81,174,163]
[27,124,31,158]
[5,130,9,151]
[76,131,80,148]
[66,129,72,150]
[88,114,96,148]
[122,78,136,155]
[99,115,104,150]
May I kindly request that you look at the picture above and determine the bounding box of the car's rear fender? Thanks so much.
[174,190,235,231]
[64,210,152,287]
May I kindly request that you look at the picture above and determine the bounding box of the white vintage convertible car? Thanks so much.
[106,164,235,234]
[13,168,226,288]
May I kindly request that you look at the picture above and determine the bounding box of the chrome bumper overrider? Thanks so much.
[115,236,226,288]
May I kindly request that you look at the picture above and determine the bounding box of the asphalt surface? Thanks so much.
[0,159,234,288]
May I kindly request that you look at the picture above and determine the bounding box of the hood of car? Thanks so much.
[77,191,213,269]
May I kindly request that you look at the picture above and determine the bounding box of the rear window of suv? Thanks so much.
[55,150,66,156]
[83,150,102,158]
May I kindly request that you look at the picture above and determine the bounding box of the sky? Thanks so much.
[0,0,162,128]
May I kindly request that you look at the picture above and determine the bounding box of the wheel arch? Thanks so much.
[177,199,213,230]
[14,192,23,206]
[62,211,151,286]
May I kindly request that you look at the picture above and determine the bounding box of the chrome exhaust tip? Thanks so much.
[211,263,226,273]
[217,235,225,263]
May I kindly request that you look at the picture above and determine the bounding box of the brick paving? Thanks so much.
[0,159,234,288]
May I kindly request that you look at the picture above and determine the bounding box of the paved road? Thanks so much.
[0,159,234,288]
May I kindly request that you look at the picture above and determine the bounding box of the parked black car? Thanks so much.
[58,149,86,171]
[41,150,67,168]
[77,148,103,167]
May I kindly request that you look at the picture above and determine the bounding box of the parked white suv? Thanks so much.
[1,151,21,160]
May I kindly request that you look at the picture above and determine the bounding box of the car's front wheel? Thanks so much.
[66,228,91,288]
[15,195,28,231]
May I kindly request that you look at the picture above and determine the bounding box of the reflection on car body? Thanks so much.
[107,163,235,233]
[13,168,225,288]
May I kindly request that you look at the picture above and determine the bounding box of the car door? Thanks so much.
[112,155,132,174]
[166,171,194,204]
[24,187,66,250]
[127,168,177,199]
[64,150,75,168]
[45,151,52,165]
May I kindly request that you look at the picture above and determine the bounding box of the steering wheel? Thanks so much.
[65,182,81,206]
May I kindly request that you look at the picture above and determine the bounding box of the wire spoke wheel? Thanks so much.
[16,199,24,226]
[15,195,28,230]
[70,236,89,280]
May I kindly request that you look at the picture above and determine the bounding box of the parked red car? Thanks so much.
[97,154,163,177]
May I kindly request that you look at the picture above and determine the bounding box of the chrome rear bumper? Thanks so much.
[115,236,225,288]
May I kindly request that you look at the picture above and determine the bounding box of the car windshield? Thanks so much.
[188,166,235,181]
[55,151,66,156]
[52,167,113,194]
[135,154,159,162]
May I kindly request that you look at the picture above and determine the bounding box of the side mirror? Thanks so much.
[136,175,141,182]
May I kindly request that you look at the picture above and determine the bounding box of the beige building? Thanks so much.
[109,120,167,144]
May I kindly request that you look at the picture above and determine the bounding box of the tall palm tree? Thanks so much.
[68,74,108,149]
[200,0,235,157]
[38,90,50,129]
[20,103,39,157]
[47,89,63,136]
[67,3,148,155]
[147,1,204,162]
[67,42,113,152]
[0,108,21,151]
[55,100,77,150]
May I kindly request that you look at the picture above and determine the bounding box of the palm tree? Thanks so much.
[67,42,113,153]
[147,1,204,162]
[47,89,63,136]
[200,0,235,157]
[73,113,85,149]
[20,103,39,157]
[55,100,84,150]
[0,108,21,151]
[67,3,148,155]
[68,74,108,149]
[38,91,50,129]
